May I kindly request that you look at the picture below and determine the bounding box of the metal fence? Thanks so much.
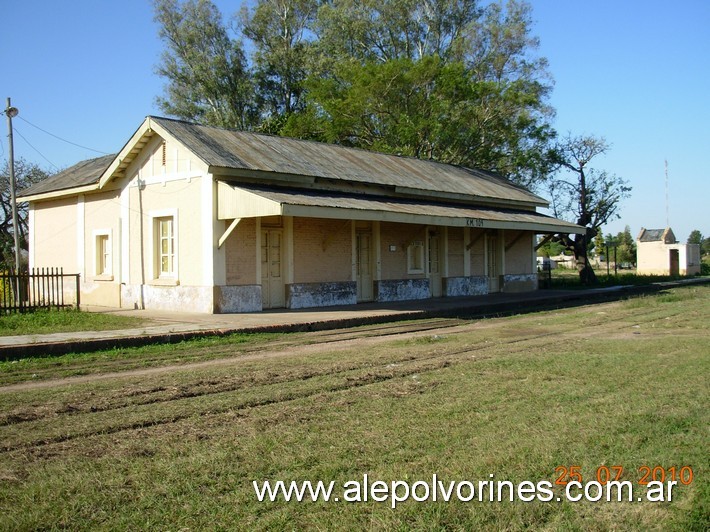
[537,263,553,289]
[0,268,80,313]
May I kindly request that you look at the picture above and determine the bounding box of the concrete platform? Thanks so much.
[1,278,708,359]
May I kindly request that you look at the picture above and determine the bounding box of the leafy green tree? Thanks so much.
[239,0,318,118]
[152,0,558,186]
[687,229,703,245]
[615,225,636,265]
[289,0,556,187]
[592,228,605,260]
[547,134,631,284]
[1,159,50,268]
[702,237,710,256]
[153,0,257,129]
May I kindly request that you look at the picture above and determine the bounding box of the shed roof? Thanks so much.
[19,154,115,197]
[218,183,584,234]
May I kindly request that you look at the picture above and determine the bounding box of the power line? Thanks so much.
[11,126,60,170]
[18,116,110,155]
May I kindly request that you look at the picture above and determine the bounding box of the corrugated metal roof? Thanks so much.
[639,229,666,242]
[222,183,583,234]
[19,154,115,197]
[151,117,546,206]
[638,228,676,243]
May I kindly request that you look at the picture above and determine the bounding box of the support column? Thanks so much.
[255,218,262,284]
[443,226,449,278]
[284,215,294,284]
[373,220,381,281]
[463,227,471,277]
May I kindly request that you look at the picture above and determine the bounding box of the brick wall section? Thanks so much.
[469,229,486,275]
[380,222,427,280]
[448,227,464,277]
[505,232,534,274]
[294,217,352,283]
[225,217,256,284]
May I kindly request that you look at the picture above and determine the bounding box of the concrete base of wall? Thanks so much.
[501,273,538,293]
[443,276,488,297]
[81,281,121,307]
[121,284,215,314]
[287,281,357,309]
[375,279,431,302]
[215,285,262,313]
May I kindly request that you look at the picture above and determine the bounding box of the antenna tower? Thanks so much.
[664,160,669,228]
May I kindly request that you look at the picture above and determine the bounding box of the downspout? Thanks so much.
[137,178,146,310]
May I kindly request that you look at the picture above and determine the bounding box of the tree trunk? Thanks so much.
[574,232,597,285]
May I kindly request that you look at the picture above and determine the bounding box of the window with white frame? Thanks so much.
[407,240,425,274]
[155,216,176,278]
[94,230,111,277]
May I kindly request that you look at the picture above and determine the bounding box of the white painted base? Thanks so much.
[215,285,262,313]
[443,276,488,297]
[121,284,214,313]
[375,279,431,302]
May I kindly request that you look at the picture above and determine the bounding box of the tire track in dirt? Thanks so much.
[0,303,689,453]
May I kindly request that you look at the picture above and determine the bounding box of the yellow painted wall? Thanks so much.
[293,217,351,283]
[31,197,79,272]
[469,229,486,276]
[125,136,209,288]
[447,227,464,277]
[380,222,427,280]
[226,217,257,284]
[505,232,534,274]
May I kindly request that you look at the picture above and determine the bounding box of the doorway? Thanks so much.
[261,229,285,308]
[487,233,500,292]
[356,231,374,302]
[669,249,679,276]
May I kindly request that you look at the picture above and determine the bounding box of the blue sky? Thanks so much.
[1,0,708,241]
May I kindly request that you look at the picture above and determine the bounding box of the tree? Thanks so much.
[151,0,558,187]
[547,134,631,284]
[153,0,257,129]
[1,159,50,268]
[240,0,318,120]
[687,229,703,245]
[286,0,557,188]
[702,237,710,256]
[615,225,636,265]
[592,228,605,260]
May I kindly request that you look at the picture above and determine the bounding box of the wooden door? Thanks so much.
[261,229,285,308]
[356,232,373,302]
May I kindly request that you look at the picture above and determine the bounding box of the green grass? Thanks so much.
[0,309,147,337]
[544,267,700,289]
[0,286,708,530]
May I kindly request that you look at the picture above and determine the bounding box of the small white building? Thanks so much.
[636,228,701,276]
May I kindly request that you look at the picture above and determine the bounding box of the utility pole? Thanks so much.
[4,97,21,273]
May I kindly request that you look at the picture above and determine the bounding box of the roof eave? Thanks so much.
[17,183,100,203]
[393,185,548,210]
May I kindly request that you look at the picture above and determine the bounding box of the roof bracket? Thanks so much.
[218,218,242,249]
